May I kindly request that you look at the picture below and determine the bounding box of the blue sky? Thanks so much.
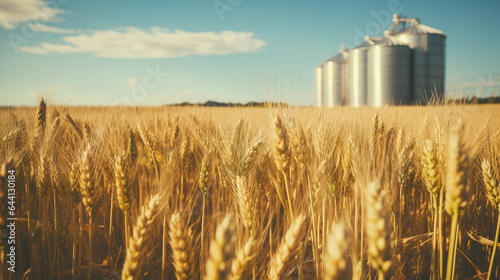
[0,0,499,106]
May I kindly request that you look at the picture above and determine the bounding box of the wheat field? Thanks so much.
[1,99,500,280]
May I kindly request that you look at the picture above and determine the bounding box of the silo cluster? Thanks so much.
[314,14,446,107]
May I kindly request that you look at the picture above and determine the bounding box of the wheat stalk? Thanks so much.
[68,162,81,280]
[79,144,98,280]
[271,114,293,219]
[80,144,98,213]
[422,138,443,279]
[114,151,134,251]
[481,159,500,280]
[445,120,468,280]
[444,122,468,216]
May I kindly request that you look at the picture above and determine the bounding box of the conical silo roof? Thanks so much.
[392,23,446,36]
[352,36,382,49]
[323,47,349,64]
[373,34,407,46]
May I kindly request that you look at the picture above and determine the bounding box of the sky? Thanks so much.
[0,0,499,107]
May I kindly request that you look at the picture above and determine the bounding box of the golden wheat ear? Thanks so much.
[325,222,351,280]
[271,115,290,173]
[169,212,197,280]
[80,143,98,214]
[268,214,308,280]
[422,139,442,195]
[205,214,236,280]
[228,236,258,280]
[32,97,47,153]
[365,180,392,279]
[444,120,469,280]
[445,120,468,216]
[114,152,133,213]
[481,159,500,210]
[235,176,254,231]
[122,194,161,280]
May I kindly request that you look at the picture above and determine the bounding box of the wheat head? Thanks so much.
[481,159,500,210]
[115,152,133,213]
[80,144,98,214]
[422,139,442,195]
[445,122,468,215]
[205,214,235,280]
[169,212,197,280]
[325,222,351,280]
[268,214,308,280]
[229,237,258,280]
[122,194,161,280]
[271,115,290,173]
[365,180,392,276]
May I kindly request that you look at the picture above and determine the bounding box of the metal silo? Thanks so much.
[348,37,380,107]
[314,66,323,107]
[367,36,411,107]
[322,48,347,107]
[389,15,446,104]
[427,32,446,100]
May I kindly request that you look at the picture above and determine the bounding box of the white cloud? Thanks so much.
[127,78,138,87]
[21,27,267,58]
[0,0,66,29]
[28,23,74,34]
[19,46,49,54]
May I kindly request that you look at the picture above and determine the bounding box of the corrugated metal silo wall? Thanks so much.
[322,61,343,107]
[322,61,332,107]
[427,34,446,100]
[314,67,323,107]
[367,45,411,107]
[395,32,446,103]
[348,48,368,107]
[341,59,349,105]
[396,33,428,104]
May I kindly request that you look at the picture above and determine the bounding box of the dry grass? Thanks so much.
[1,102,500,279]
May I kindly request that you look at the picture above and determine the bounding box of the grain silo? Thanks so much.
[322,47,348,107]
[367,35,411,107]
[389,15,446,104]
[314,66,323,107]
[348,36,380,107]
[314,14,445,107]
